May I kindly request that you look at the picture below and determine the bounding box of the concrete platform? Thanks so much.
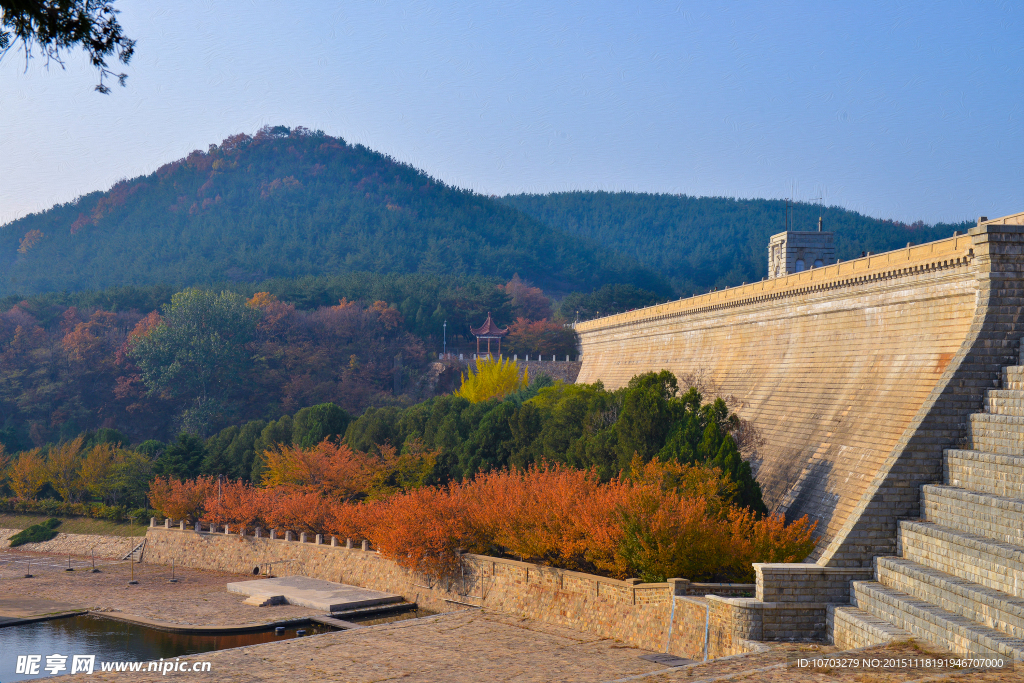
[0,596,87,627]
[226,576,402,612]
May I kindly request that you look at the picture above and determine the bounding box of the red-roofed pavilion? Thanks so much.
[470,312,508,357]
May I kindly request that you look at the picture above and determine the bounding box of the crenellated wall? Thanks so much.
[576,213,1024,567]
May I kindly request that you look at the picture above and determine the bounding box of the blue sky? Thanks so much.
[1,0,1020,226]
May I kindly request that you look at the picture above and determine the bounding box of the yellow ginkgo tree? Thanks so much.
[457,356,528,403]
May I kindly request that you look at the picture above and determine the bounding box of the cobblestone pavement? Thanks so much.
[0,550,318,627]
[5,548,1024,682]
[60,610,679,682]
[53,611,1024,683]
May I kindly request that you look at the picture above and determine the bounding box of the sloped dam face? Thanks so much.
[576,217,1024,567]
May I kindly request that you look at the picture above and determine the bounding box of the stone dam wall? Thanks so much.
[144,526,764,659]
[576,216,1024,567]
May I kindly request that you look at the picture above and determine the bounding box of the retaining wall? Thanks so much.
[575,214,1024,567]
[145,526,752,659]
[0,528,140,558]
[446,356,582,384]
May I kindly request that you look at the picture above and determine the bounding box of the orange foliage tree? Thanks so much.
[148,475,215,521]
[155,459,816,583]
[260,439,376,500]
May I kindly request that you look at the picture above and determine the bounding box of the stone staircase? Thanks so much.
[829,352,1024,659]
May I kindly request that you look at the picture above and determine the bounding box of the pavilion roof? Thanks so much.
[470,312,508,338]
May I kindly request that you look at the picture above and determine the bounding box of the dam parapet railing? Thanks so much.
[576,231,976,333]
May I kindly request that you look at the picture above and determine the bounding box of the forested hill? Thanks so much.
[502,192,974,295]
[0,127,668,298]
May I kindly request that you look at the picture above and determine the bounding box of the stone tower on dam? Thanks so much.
[575,211,1024,569]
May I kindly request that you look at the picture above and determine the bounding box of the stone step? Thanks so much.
[877,557,1024,641]
[827,604,912,650]
[966,414,1024,455]
[851,580,1024,659]
[898,521,1024,599]
[986,390,1024,417]
[1003,366,1024,391]
[921,485,1024,547]
[945,450,1024,498]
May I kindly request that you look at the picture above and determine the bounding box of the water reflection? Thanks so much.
[0,615,331,681]
[0,608,436,680]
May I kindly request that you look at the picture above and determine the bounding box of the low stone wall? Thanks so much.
[0,528,140,558]
[755,563,873,603]
[704,563,876,649]
[145,526,754,659]
[446,356,582,384]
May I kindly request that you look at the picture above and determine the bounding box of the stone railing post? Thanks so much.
[224,524,230,535]
[164,518,171,529]
[331,536,338,547]
[194,521,201,532]
[270,529,277,540]
[315,534,323,545]
[286,531,294,541]
[179,520,186,531]
[346,538,353,549]
[150,517,156,527]
[361,540,369,551]
[667,578,691,596]
[255,527,263,539]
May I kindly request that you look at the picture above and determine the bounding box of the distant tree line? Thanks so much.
[0,127,668,298]
[0,274,583,449]
[504,191,974,296]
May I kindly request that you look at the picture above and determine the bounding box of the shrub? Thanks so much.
[9,518,62,547]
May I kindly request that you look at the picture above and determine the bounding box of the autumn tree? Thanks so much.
[46,435,87,502]
[500,274,553,320]
[9,448,48,500]
[504,317,578,357]
[457,356,528,404]
[0,444,7,492]
[78,442,134,504]
[148,475,214,521]
[260,439,376,501]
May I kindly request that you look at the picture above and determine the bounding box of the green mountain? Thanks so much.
[502,192,974,295]
[0,127,668,298]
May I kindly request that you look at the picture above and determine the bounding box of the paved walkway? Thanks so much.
[4,548,1024,681]
[0,550,318,628]
[53,610,1024,683]
[58,610,686,682]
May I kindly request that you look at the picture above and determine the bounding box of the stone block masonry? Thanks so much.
[0,528,140,559]
[144,526,750,660]
[576,214,1024,567]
